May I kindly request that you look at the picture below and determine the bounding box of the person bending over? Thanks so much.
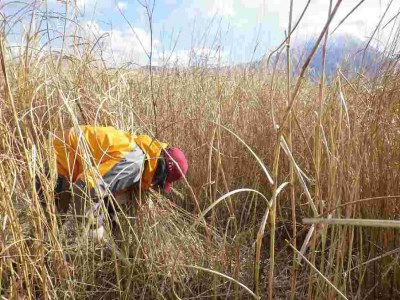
[36,125,188,238]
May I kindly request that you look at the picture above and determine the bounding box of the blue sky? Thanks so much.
[3,0,399,66]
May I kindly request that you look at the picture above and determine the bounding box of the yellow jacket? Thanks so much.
[53,125,167,190]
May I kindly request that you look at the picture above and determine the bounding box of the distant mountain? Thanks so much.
[267,34,383,81]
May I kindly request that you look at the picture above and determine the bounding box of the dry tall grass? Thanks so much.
[1,1,400,299]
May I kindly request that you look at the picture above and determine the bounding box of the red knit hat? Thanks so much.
[164,147,188,192]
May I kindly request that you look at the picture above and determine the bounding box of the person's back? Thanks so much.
[53,125,140,185]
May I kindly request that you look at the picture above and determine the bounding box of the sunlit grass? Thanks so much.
[1,1,400,299]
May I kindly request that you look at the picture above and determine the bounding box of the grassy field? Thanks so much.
[1,1,400,299]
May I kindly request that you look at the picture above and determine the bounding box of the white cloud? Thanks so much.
[48,0,87,9]
[84,21,101,34]
[117,1,127,11]
[76,0,87,10]
[194,0,399,48]
[48,0,95,12]
[82,21,158,67]
[203,0,235,17]
[264,0,400,44]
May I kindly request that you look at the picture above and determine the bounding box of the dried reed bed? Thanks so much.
[1,1,400,299]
